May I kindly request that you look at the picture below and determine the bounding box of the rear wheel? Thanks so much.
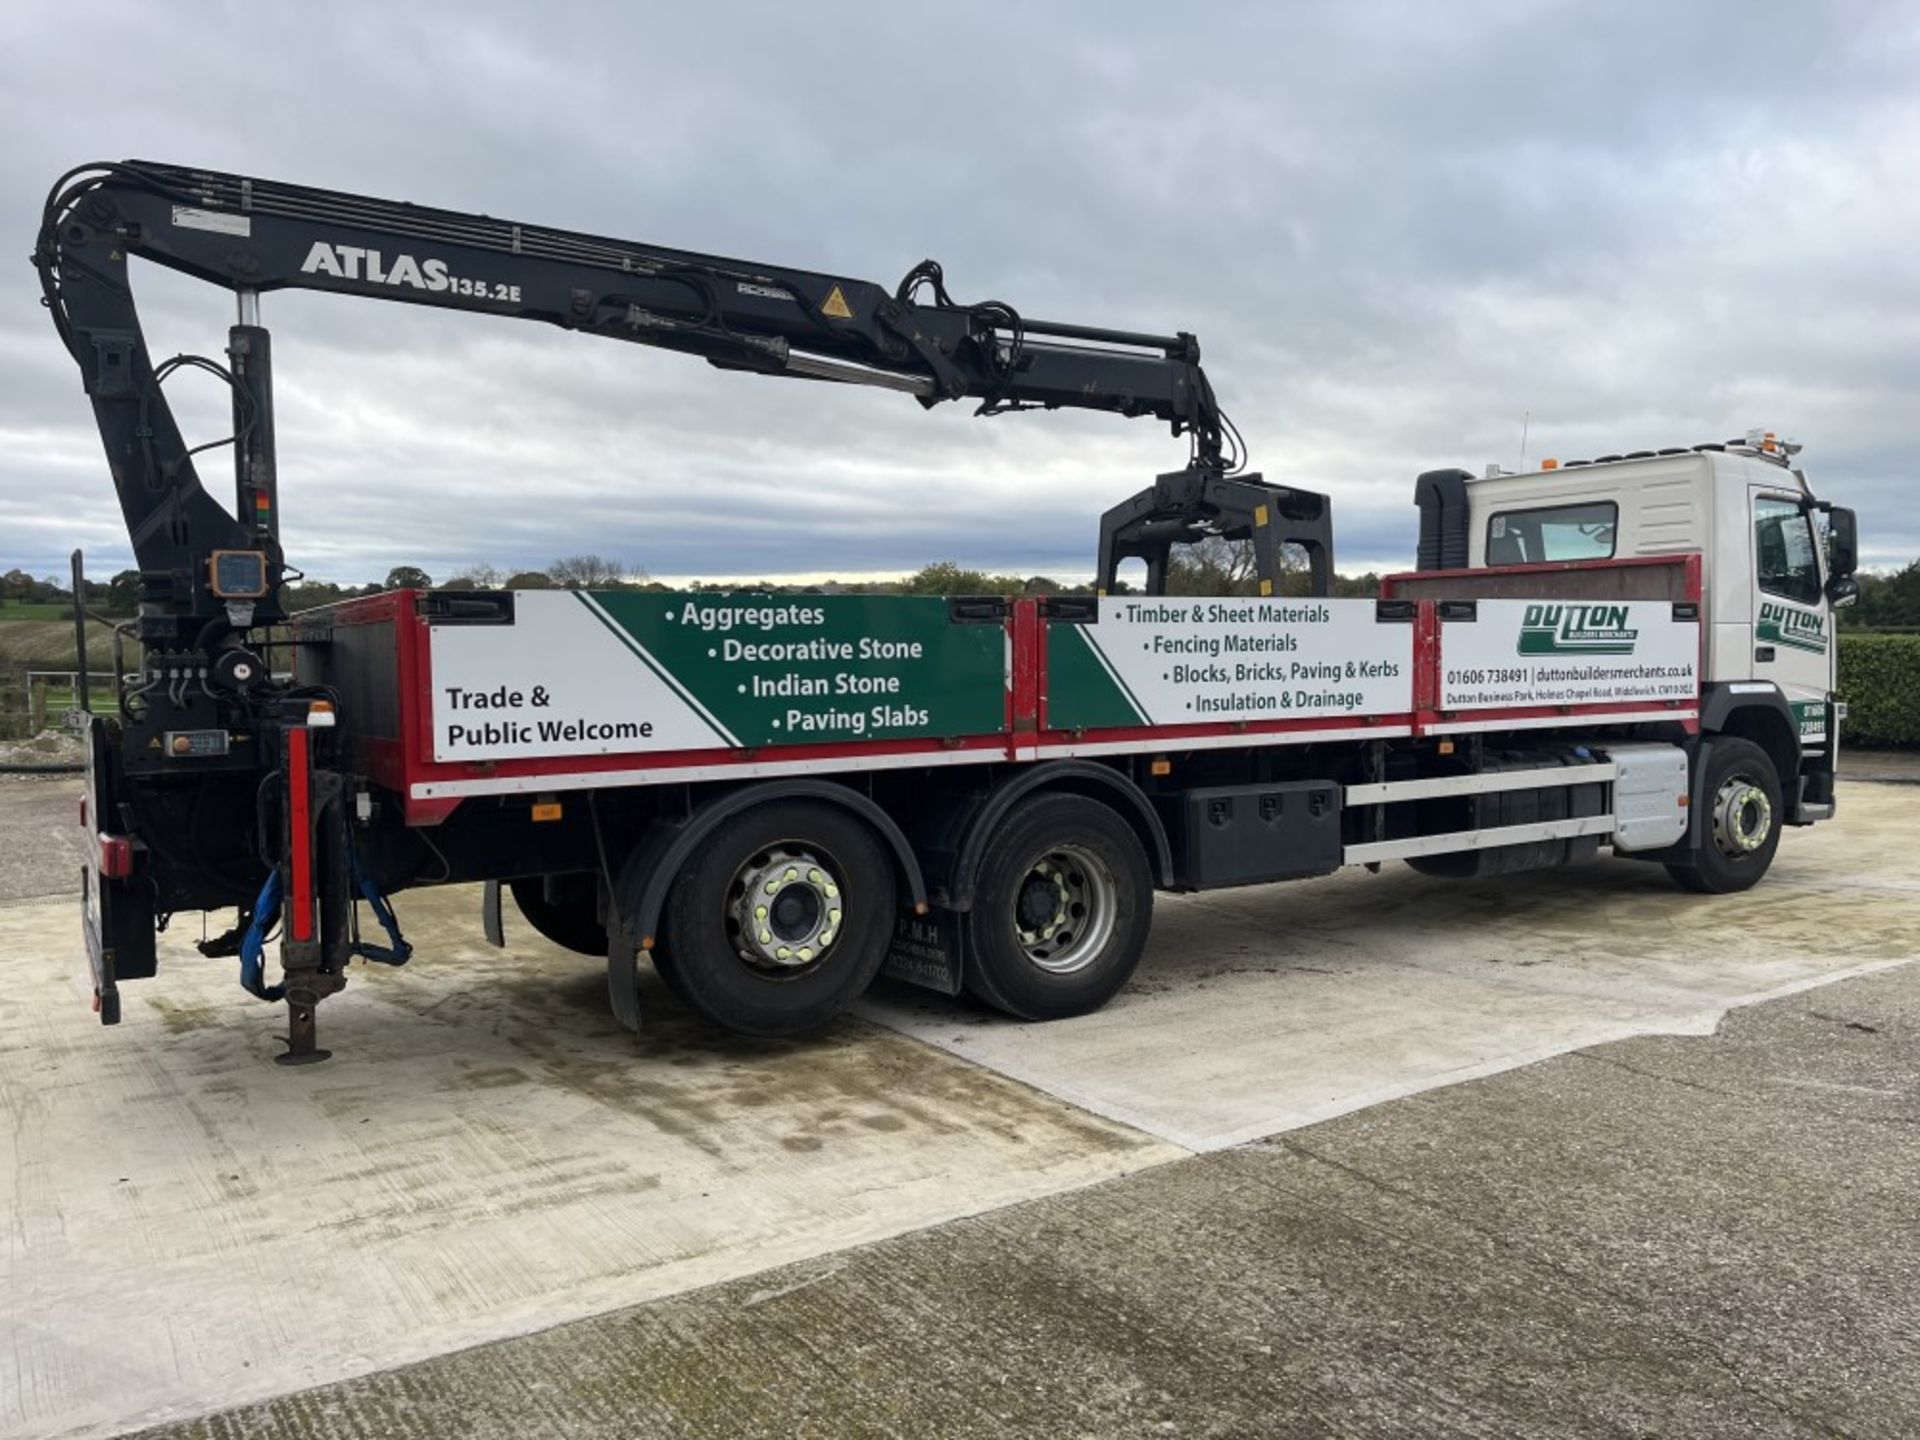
[1665,738,1783,894]
[509,875,608,956]
[965,794,1153,1021]
[659,801,894,1036]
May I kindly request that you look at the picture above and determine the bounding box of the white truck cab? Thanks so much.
[1445,431,1859,823]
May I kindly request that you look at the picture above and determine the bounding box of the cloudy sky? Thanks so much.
[4,1,1916,587]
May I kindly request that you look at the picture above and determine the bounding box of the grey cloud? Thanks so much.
[3,1,1916,583]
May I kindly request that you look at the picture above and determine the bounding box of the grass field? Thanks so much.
[0,618,128,669]
[31,686,119,713]
[0,602,76,621]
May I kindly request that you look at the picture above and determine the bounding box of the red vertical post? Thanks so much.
[1413,599,1441,735]
[285,726,314,942]
[1009,598,1039,760]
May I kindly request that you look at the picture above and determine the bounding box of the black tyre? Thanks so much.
[660,801,894,1036]
[1665,738,1783,894]
[509,875,608,956]
[964,793,1153,1021]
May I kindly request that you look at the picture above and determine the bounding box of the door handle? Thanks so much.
[1754,646,1776,662]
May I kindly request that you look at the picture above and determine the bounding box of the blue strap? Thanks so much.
[236,858,410,1001]
[350,857,412,967]
[238,870,285,1002]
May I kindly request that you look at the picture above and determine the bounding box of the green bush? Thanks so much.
[1839,632,1920,747]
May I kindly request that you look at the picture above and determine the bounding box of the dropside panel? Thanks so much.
[1435,599,1700,718]
[1042,596,1415,738]
[428,591,1006,762]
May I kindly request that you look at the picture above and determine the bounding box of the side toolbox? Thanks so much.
[1159,781,1342,890]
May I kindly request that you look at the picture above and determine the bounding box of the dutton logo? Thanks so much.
[1758,601,1827,655]
[1517,603,1638,656]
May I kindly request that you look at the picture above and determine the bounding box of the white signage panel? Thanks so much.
[1440,600,1698,710]
[1049,598,1414,727]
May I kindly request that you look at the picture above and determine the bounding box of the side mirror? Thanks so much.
[1828,574,1860,609]
[1827,505,1858,580]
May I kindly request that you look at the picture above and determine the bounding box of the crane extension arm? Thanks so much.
[36,160,1242,643]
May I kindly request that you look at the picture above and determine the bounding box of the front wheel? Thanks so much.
[1665,738,1783,894]
[659,801,894,1036]
[965,794,1154,1021]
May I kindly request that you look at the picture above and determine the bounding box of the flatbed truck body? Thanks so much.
[38,160,1859,1056]
[292,560,1713,1003]
[268,438,1842,1036]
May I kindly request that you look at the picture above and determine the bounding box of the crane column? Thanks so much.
[227,289,280,549]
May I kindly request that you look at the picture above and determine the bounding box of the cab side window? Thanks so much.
[1754,496,1821,606]
[1486,501,1616,565]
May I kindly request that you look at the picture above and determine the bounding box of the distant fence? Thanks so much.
[0,669,122,740]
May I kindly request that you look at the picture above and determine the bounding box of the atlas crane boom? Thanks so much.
[36,160,1240,646]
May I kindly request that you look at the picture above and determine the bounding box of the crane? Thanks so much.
[34,159,1331,1057]
[34,161,1287,643]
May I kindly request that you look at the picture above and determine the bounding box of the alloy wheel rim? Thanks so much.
[1013,843,1117,975]
[726,844,845,973]
[1711,776,1773,859]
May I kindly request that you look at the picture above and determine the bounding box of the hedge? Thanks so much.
[1838,632,1920,747]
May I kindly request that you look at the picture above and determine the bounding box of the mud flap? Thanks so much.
[607,946,643,1031]
[884,909,966,996]
[603,903,644,1032]
[481,880,505,947]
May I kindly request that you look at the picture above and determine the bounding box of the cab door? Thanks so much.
[1749,489,1833,742]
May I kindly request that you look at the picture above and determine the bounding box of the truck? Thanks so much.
[35,160,1862,1063]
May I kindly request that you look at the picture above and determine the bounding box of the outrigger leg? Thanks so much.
[278,988,334,1066]
[271,719,352,1064]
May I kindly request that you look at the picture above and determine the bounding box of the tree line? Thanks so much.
[9,550,1917,616]
[7,541,1375,612]
[1839,561,1920,629]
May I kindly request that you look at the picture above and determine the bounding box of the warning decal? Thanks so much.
[820,284,854,319]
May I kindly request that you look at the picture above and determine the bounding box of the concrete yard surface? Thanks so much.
[1,776,1916,1437]
[132,959,1920,1440]
[0,885,1175,1439]
[862,781,1919,1149]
